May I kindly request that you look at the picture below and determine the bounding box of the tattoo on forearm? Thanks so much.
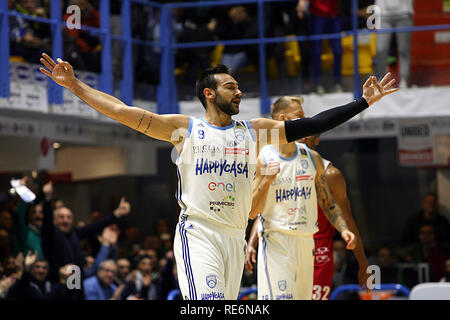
[136,110,146,130]
[324,200,348,232]
[143,113,153,134]
[316,174,348,232]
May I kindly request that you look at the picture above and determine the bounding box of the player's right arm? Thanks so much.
[39,53,189,144]
[249,74,398,150]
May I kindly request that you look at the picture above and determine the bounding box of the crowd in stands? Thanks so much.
[0,174,449,300]
[0,177,180,300]
[7,0,415,95]
[331,192,450,299]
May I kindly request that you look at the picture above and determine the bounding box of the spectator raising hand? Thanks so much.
[98,225,119,247]
[24,250,38,273]
[114,197,131,219]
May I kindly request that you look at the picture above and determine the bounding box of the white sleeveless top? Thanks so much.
[258,142,318,236]
[176,117,257,233]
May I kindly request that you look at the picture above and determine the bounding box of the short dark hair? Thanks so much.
[195,64,231,109]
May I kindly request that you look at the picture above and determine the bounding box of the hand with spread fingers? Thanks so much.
[40,53,76,89]
[362,72,399,106]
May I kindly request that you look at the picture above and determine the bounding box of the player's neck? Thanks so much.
[204,106,233,127]
[278,142,297,158]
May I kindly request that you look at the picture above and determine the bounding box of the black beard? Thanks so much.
[215,92,238,116]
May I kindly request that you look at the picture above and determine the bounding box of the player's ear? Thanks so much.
[203,88,215,100]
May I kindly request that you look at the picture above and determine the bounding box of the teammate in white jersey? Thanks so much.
[245,96,356,300]
[39,53,398,299]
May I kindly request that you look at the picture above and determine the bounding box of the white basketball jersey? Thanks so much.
[259,143,318,236]
[176,117,257,231]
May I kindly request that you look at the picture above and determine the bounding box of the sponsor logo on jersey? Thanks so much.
[316,246,330,255]
[206,275,217,289]
[192,145,221,154]
[225,147,249,155]
[276,293,293,300]
[287,206,306,216]
[209,196,235,212]
[201,292,225,300]
[315,246,331,264]
[195,158,249,178]
[208,181,236,192]
[275,186,312,202]
[278,280,287,292]
[300,148,308,158]
[271,176,292,186]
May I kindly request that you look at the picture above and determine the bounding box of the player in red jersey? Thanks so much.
[302,135,370,300]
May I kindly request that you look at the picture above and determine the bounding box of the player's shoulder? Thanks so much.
[325,163,343,178]
[258,144,273,159]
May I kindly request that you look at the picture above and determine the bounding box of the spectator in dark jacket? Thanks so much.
[40,181,130,286]
[121,254,159,300]
[6,251,59,300]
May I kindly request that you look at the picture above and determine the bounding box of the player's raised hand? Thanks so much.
[341,230,356,250]
[362,72,399,106]
[40,53,76,89]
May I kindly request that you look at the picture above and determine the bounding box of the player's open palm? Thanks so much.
[40,53,76,89]
[362,72,398,106]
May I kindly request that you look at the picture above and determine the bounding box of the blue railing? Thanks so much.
[1,0,450,116]
[329,283,411,300]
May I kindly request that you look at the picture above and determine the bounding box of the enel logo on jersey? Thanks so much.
[208,181,236,192]
[287,206,306,216]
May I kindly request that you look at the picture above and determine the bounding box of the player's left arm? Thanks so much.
[312,150,356,250]
[249,155,280,220]
[249,73,398,150]
[326,165,370,289]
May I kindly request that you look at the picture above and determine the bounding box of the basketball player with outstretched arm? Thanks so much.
[40,53,397,299]
[244,96,356,300]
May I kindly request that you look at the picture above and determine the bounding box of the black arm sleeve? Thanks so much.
[284,97,369,142]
